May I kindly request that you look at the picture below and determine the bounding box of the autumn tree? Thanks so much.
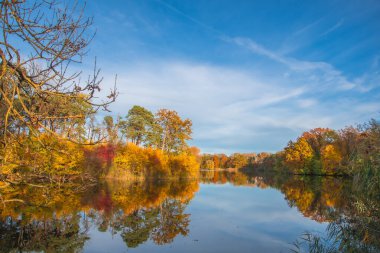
[301,128,338,158]
[213,155,220,169]
[228,153,248,168]
[284,137,314,174]
[153,109,192,153]
[355,119,380,172]
[220,154,228,169]
[187,146,201,164]
[205,160,215,169]
[321,144,342,174]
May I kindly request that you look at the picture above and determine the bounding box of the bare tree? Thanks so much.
[0,0,117,146]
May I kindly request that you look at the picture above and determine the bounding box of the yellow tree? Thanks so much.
[284,137,314,174]
[321,144,342,175]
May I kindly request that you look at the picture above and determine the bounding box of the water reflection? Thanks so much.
[200,169,380,252]
[0,180,198,252]
[1,170,379,252]
[240,170,380,252]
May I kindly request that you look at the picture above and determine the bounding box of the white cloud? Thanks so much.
[297,99,317,108]
[90,58,378,154]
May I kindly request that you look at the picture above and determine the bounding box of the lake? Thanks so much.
[1,170,379,252]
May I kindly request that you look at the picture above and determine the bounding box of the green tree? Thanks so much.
[103,116,117,143]
[122,105,154,146]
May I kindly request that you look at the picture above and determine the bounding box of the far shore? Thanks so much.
[200,168,239,172]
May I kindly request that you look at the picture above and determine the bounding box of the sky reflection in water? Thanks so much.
[82,181,326,253]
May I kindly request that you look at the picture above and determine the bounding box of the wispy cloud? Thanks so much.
[297,99,317,108]
[226,36,357,91]
[293,18,324,36]
[321,19,344,36]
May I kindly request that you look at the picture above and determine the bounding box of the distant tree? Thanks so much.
[301,128,338,158]
[356,119,380,170]
[205,160,215,169]
[122,105,154,146]
[284,137,314,174]
[154,109,192,153]
[336,126,360,168]
[213,155,220,169]
[220,154,228,169]
[188,146,201,163]
[229,153,248,168]
[103,116,116,143]
[321,144,342,174]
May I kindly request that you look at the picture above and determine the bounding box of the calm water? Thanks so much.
[1,171,379,252]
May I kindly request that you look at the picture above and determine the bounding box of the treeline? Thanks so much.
[0,105,200,182]
[252,119,380,176]
[200,119,380,178]
[200,152,270,169]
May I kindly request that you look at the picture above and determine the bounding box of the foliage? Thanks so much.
[168,152,199,178]
[108,143,199,180]
[284,137,314,174]
[121,105,155,146]
[205,160,215,169]
[153,109,192,152]
[1,104,197,183]
[320,145,342,175]
[0,133,86,182]
[200,153,256,169]
[247,119,380,176]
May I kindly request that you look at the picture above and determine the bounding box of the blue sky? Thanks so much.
[81,0,380,154]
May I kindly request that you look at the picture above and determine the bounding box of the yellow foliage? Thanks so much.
[169,152,199,178]
[1,133,84,178]
[112,143,148,179]
[109,143,200,180]
[284,137,314,173]
[321,144,342,174]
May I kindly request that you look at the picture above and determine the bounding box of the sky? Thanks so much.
[79,0,380,154]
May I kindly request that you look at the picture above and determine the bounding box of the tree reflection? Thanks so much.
[120,209,159,248]
[0,179,198,251]
[247,172,380,253]
[2,169,379,252]
[151,198,190,245]
[0,214,88,253]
